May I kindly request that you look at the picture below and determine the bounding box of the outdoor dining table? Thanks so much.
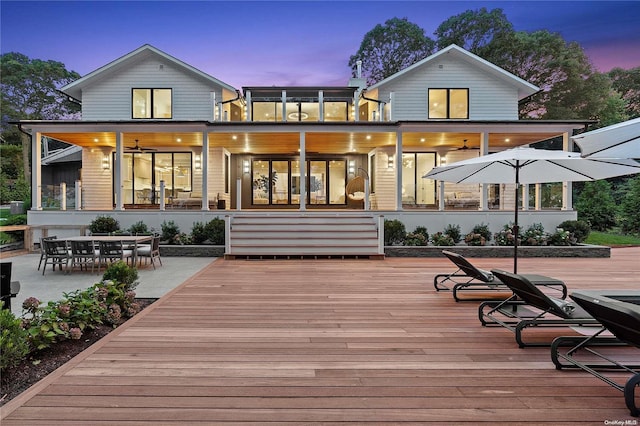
[62,235,153,266]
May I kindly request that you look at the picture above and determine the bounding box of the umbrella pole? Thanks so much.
[513,162,519,274]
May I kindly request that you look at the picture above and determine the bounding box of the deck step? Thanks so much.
[228,212,382,259]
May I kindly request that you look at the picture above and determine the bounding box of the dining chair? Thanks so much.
[137,235,162,269]
[69,240,99,274]
[41,239,70,275]
[37,235,57,271]
[98,240,133,272]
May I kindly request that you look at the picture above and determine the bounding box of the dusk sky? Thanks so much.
[2,1,639,89]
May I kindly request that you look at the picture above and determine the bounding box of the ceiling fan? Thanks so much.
[125,139,156,152]
[456,139,479,150]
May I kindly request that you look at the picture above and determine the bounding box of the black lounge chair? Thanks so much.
[551,290,640,417]
[478,269,599,347]
[434,250,567,302]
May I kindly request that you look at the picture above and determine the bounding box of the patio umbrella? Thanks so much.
[423,147,640,273]
[573,117,640,159]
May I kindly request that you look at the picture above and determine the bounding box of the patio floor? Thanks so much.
[2,248,639,424]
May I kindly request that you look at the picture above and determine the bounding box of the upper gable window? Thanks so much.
[132,89,172,119]
[428,89,468,119]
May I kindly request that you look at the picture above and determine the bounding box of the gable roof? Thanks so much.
[367,44,539,100]
[61,44,237,100]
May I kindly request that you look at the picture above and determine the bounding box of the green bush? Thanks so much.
[548,228,573,246]
[465,223,492,246]
[0,304,30,370]
[102,260,139,290]
[384,219,406,246]
[443,224,462,243]
[161,220,180,243]
[431,231,454,246]
[620,176,640,235]
[557,220,590,243]
[128,221,149,235]
[522,223,547,246]
[3,214,27,226]
[404,232,428,246]
[89,215,120,234]
[575,180,617,231]
[191,221,207,244]
[494,224,519,246]
[204,218,225,245]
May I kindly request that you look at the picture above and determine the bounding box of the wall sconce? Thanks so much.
[242,159,250,174]
[387,154,395,169]
[440,156,447,166]
[348,160,355,174]
[194,154,202,171]
[102,155,110,170]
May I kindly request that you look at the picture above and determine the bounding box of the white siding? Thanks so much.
[372,147,396,210]
[378,56,520,121]
[81,148,113,209]
[81,56,221,121]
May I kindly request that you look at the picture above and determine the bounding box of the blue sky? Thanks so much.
[1,1,639,88]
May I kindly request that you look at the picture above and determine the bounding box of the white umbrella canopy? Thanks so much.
[572,117,640,159]
[423,147,640,273]
[423,147,640,184]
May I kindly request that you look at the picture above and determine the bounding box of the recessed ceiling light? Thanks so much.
[505,138,511,142]
[420,138,425,142]
[232,135,237,140]
[93,138,99,143]
[366,135,371,140]
[176,138,182,143]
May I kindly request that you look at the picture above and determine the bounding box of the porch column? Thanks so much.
[389,92,394,121]
[318,90,324,122]
[201,131,210,211]
[534,183,542,210]
[60,182,66,210]
[115,132,124,211]
[438,181,445,211]
[562,132,573,210]
[281,90,287,122]
[245,90,252,122]
[479,132,489,210]
[522,185,529,211]
[31,131,42,210]
[395,131,402,210]
[299,132,306,211]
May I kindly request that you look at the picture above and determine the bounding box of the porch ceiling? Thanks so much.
[44,130,564,154]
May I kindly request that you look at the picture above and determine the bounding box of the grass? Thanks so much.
[585,231,640,247]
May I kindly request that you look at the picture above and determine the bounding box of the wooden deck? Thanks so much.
[2,248,640,424]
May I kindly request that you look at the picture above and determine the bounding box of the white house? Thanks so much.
[20,44,590,257]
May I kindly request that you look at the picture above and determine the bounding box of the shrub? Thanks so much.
[161,220,181,243]
[128,221,149,235]
[191,221,207,244]
[620,176,640,235]
[413,226,428,240]
[404,232,428,246]
[548,228,573,246]
[204,218,225,245]
[522,223,548,246]
[0,304,29,370]
[102,260,139,290]
[465,223,492,246]
[431,231,454,246]
[89,215,120,234]
[384,219,406,246]
[557,220,590,243]
[443,224,462,243]
[494,223,521,246]
[575,180,617,231]
[3,214,27,226]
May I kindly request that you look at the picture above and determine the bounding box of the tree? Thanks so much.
[575,180,617,231]
[434,7,513,57]
[609,67,640,119]
[620,176,640,235]
[0,52,81,180]
[349,17,435,85]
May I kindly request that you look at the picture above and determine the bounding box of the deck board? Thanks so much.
[2,247,639,424]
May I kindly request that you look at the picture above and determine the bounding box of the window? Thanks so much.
[402,153,437,205]
[132,89,172,119]
[428,88,468,119]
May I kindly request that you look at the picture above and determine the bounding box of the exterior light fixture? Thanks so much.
[102,155,110,170]
[440,156,447,166]
[387,154,395,169]
[243,160,250,174]
[348,160,355,174]
[194,154,202,171]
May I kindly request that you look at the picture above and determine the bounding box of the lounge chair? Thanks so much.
[478,269,599,347]
[435,250,567,301]
[550,290,640,417]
